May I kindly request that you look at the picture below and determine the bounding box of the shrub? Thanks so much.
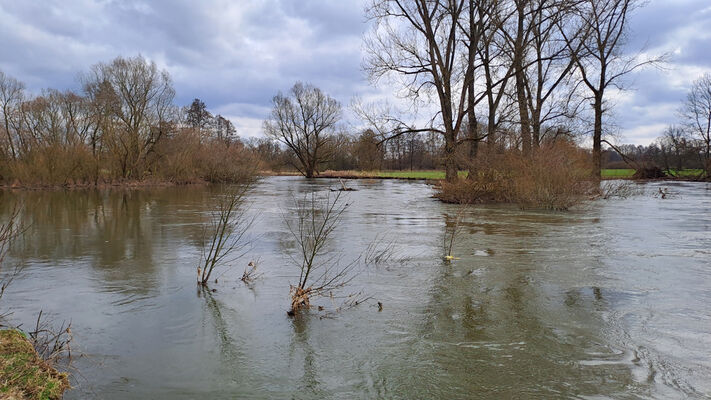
[438,140,595,210]
[7,144,97,187]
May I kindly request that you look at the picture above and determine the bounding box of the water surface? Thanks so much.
[1,177,709,399]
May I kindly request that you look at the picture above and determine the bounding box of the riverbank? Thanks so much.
[0,330,68,400]
[1,168,705,191]
[265,169,708,181]
[0,178,210,191]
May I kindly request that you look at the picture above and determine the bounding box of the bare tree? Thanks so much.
[681,73,711,176]
[561,0,659,178]
[264,82,341,178]
[659,125,690,172]
[522,0,584,147]
[364,0,473,182]
[197,184,255,287]
[213,115,237,145]
[284,191,359,315]
[83,55,176,179]
[0,70,25,160]
[478,0,515,150]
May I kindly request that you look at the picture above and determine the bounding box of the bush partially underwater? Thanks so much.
[437,141,596,210]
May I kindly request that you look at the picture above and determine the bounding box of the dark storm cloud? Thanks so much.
[0,0,709,143]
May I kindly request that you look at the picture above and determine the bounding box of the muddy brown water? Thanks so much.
[1,177,709,399]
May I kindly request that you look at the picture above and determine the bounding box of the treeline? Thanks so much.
[250,129,445,172]
[0,56,255,187]
[603,132,708,172]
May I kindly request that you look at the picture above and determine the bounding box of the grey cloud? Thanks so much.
[0,0,708,143]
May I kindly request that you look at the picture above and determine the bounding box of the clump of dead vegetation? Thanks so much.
[283,191,364,316]
[654,187,679,200]
[240,260,261,285]
[364,233,398,266]
[438,140,596,210]
[595,180,644,199]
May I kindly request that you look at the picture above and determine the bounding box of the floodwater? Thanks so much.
[1,177,709,399]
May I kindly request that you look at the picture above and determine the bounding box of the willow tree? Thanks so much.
[264,82,341,178]
[364,0,474,182]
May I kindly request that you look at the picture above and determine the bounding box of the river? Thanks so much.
[1,177,709,399]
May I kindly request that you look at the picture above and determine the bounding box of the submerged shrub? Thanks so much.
[438,140,595,210]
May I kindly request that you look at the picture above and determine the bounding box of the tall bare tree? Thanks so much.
[681,73,711,176]
[478,0,514,150]
[562,0,658,178]
[659,125,690,172]
[522,0,582,147]
[264,82,341,178]
[364,0,473,182]
[83,55,175,179]
[0,70,25,160]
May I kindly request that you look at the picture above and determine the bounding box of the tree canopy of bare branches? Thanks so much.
[0,70,25,160]
[284,191,358,314]
[264,82,341,178]
[83,55,176,179]
[365,0,473,182]
[561,0,660,178]
[681,73,711,175]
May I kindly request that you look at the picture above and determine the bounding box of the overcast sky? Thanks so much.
[1,0,709,145]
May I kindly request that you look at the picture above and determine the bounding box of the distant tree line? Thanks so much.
[247,128,445,172]
[602,73,711,176]
[0,56,254,186]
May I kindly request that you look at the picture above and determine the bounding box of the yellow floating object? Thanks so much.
[444,255,460,261]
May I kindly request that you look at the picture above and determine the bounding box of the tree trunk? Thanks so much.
[516,69,532,155]
[593,94,603,179]
[531,108,541,148]
[514,3,531,155]
[2,110,16,160]
[467,0,478,164]
[444,134,457,182]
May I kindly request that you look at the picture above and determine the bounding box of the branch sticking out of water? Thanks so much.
[198,184,256,287]
[283,191,361,315]
[240,260,262,285]
[596,180,643,200]
[27,310,73,366]
[443,205,468,262]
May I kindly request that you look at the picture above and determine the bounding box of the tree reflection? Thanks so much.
[394,208,647,397]
[0,186,211,297]
[288,315,325,399]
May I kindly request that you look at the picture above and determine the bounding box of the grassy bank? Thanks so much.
[0,330,69,400]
